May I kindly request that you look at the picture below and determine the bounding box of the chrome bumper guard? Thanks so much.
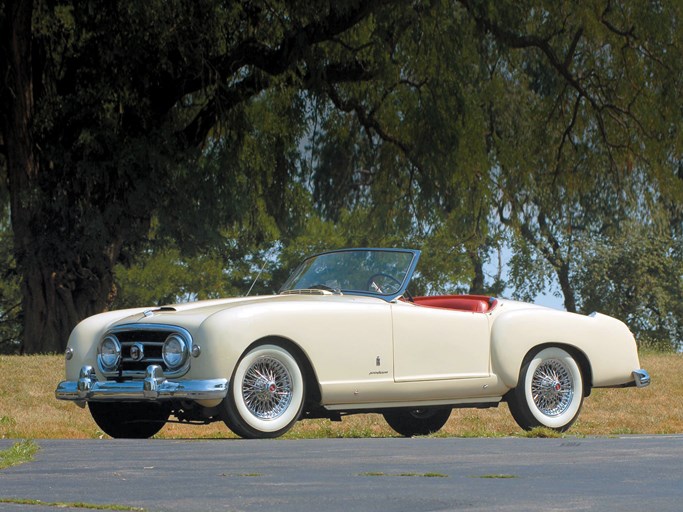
[632,369,651,388]
[55,365,228,403]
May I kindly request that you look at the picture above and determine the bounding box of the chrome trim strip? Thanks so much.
[280,289,336,296]
[109,323,193,336]
[632,369,651,388]
[56,364,228,402]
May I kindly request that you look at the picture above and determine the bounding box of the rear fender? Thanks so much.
[491,308,634,390]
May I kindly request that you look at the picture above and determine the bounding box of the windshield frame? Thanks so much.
[279,248,421,302]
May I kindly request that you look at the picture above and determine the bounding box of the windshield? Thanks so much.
[280,248,420,301]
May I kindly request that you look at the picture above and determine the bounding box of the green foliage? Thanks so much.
[0,498,144,511]
[82,2,683,354]
[112,247,236,308]
[2,0,414,351]
[519,427,563,439]
[476,1,683,336]
[2,0,683,352]
[577,223,683,350]
[155,88,311,256]
[0,439,38,470]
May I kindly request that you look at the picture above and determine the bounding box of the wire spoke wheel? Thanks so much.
[507,347,584,432]
[242,356,293,420]
[221,344,305,439]
[531,359,574,417]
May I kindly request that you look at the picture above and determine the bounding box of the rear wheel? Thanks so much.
[89,401,169,439]
[383,408,451,437]
[507,347,584,432]
[221,344,305,439]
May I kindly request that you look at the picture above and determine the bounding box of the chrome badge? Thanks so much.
[129,342,145,361]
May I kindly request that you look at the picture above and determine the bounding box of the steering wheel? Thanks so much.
[366,273,402,294]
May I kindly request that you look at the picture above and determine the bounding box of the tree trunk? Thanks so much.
[468,249,486,295]
[557,262,577,313]
[2,0,117,353]
[20,255,116,353]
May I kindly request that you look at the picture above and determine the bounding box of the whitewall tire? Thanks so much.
[507,347,584,432]
[221,344,305,439]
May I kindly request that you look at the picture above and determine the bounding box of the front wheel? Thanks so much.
[221,344,305,439]
[89,401,169,439]
[507,347,584,432]
[383,408,451,437]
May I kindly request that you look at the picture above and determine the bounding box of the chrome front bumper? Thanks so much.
[55,365,228,403]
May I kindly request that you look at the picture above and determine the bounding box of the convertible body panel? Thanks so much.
[56,247,649,438]
[391,301,491,382]
[62,292,641,404]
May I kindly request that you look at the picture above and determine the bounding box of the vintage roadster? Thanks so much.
[56,248,650,438]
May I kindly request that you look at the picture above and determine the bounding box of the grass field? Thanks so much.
[1,351,681,439]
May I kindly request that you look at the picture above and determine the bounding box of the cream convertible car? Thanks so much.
[56,248,650,438]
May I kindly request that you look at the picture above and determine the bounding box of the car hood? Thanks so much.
[107,295,277,329]
[107,292,382,331]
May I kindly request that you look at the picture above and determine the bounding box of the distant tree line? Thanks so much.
[1,0,682,354]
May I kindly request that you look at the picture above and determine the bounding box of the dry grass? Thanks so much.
[1,351,680,439]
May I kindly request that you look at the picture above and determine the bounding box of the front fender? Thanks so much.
[65,308,151,381]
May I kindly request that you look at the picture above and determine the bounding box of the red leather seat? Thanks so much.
[414,295,494,313]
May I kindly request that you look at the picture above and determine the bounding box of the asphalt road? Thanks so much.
[1,435,682,512]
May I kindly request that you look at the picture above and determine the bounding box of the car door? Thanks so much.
[391,302,491,382]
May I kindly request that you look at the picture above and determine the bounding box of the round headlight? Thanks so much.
[162,334,188,369]
[99,335,121,371]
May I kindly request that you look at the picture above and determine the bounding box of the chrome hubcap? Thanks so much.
[242,356,293,420]
[531,359,574,417]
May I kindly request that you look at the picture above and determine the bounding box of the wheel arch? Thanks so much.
[518,342,593,398]
[241,335,323,408]
[491,309,596,395]
[494,339,593,397]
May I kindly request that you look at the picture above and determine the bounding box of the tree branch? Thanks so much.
[324,83,416,166]
[154,1,391,119]
[458,0,652,168]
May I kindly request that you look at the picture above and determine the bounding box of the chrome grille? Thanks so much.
[99,324,192,379]
[118,330,165,372]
